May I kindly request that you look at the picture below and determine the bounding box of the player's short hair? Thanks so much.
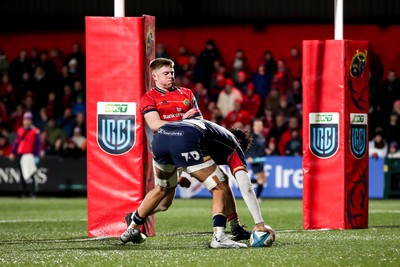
[229,127,253,152]
[150,58,174,71]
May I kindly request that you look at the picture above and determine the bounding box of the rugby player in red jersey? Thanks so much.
[126,58,250,241]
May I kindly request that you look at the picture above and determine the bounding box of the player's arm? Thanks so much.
[144,111,168,132]
[228,151,267,224]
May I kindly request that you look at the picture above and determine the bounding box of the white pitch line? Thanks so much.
[0,219,87,223]
[369,210,400,214]
[0,236,110,245]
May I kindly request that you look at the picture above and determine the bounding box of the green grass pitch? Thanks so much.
[0,197,399,266]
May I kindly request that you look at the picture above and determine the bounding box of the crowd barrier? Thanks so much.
[0,156,87,194]
[177,156,386,199]
[0,156,392,198]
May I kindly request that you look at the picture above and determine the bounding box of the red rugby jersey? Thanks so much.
[140,86,202,121]
[11,126,41,156]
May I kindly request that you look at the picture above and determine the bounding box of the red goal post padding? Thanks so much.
[86,15,155,237]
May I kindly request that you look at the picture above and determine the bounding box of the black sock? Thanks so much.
[212,214,227,228]
[133,211,146,226]
[256,184,263,198]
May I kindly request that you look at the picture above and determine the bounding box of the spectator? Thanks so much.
[49,47,64,73]
[9,111,41,197]
[377,70,400,123]
[286,47,302,80]
[64,42,85,78]
[32,65,51,108]
[45,91,63,119]
[217,78,243,118]
[384,112,400,146]
[57,107,75,137]
[246,118,268,201]
[278,115,302,155]
[8,49,31,85]
[284,129,302,156]
[387,142,400,158]
[45,136,65,157]
[266,137,280,156]
[272,60,292,97]
[369,128,388,158]
[67,58,84,83]
[268,111,287,147]
[231,49,251,84]
[234,70,251,94]
[0,48,9,74]
[71,95,86,115]
[155,43,169,59]
[45,117,66,147]
[223,100,252,130]
[265,88,280,114]
[263,51,277,74]
[71,127,86,152]
[251,64,272,104]
[0,74,17,112]
[175,46,191,73]
[74,112,86,137]
[192,82,209,112]
[261,105,275,138]
[33,107,49,131]
[289,78,303,107]
[196,39,222,88]
[209,60,229,102]
[242,83,261,118]
[39,49,58,81]
[277,94,297,122]
[61,84,74,109]
[15,71,34,103]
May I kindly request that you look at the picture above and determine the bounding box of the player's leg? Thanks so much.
[255,171,266,200]
[120,163,177,244]
[187,163,246,248]
[220,169,251,241]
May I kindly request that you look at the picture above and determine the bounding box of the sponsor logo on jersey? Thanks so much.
[97,102,136,155]
[350,113,367,159]
[350,49,367,78]
[309,113,339,158]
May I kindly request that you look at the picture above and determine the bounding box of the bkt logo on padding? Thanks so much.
[97,102,136,155]
[350,113,367,159]
[309,113,339,158]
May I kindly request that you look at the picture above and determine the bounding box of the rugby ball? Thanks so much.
[250,231,273,247]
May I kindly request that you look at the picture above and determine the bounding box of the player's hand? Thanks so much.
[9,154,15,161]
[177,176,191,188]
[182,108,200,119]
[254,223,276,241]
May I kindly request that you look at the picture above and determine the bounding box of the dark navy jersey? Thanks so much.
[152,119,247,174]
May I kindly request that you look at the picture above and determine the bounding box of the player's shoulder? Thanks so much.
[175,86,194,94]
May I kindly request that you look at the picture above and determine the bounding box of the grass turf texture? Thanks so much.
[0,198,399,267]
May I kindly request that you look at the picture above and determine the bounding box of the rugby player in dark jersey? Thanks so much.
[120,118,275,248]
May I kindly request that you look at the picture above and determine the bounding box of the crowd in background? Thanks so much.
[1,39,400,159]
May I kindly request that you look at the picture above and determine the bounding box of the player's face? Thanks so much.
[152,65,175,90]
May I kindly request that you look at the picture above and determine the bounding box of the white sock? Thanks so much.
[213,227,226,241]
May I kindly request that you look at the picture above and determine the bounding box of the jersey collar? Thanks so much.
[155,86,177,94]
